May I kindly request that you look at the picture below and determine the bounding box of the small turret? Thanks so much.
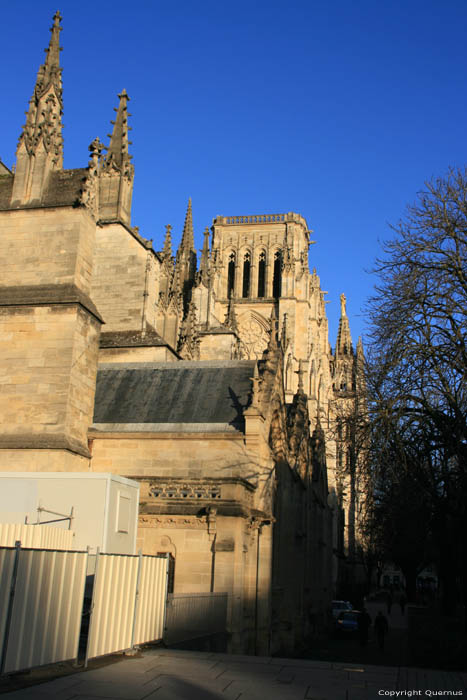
[99,90,134,224]
[11,11,64,205]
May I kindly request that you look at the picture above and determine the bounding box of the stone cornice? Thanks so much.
[0,284,104,323]
[0,434,91,458]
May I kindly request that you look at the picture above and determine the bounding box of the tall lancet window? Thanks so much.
[242,252,251,298]
[227,252,236,298]
[273,250,282,298]
[257,251,266,298]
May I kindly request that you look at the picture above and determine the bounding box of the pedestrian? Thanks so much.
[357,608,371,647]
[374,611,389,650]
[399,592,406,615]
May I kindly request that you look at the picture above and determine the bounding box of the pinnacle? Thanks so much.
[103,90,132,171]
[336,292,353,356]
[17,11,64,167]
[179,197,195,254]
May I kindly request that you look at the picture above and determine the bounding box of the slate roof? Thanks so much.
[93,360,256,433]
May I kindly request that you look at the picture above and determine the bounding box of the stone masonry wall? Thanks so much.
[91,222,159,332]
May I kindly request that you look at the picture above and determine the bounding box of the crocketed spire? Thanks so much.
[180,197,195,255]
[335,293,353,356]
[103,89,133,174]
[161,224,174,264]
[11,11,64,205]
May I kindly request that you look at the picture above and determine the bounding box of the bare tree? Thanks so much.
[367,167,467,615]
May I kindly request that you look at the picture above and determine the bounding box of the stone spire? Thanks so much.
[197,227,211,286]
[11,11,64,204]
[161,224,174,265]
[103,89,132,173]
[335,293,353,356]
[174,198,197,311]
[180,197,195,255]
[99,90,134,224]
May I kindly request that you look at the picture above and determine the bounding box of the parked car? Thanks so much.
[331,600,353,619]
[335,610,360,635]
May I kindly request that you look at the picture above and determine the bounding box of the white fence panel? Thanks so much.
[0,524,74,550]
[3,548,87,673]
[86,553,139,660]
[164,592,228,644]
[0,548,17,664]
[133,555,168,646]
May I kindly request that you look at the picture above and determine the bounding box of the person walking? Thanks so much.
[357,608,371,647]
[374,611,389,650]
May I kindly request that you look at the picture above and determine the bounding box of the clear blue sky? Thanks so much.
[2,1,466,346]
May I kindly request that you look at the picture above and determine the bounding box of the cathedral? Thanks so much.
[0,13,365,655]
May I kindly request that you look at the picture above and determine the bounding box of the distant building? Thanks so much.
[0,12,367,654]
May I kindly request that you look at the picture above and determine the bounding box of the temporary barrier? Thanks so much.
[0,547,18,670]
[164,592,228,645]
[0,523,75,550]
[0,547,88,674]
[133,554,168,646]
[85,551,168,663]
[0,545,169,675]
[85,552,139,661]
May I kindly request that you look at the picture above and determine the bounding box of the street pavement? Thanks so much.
[1,647,466,700]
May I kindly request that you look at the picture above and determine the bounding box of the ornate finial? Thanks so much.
[88,137,103,166]
[340,293,347,317]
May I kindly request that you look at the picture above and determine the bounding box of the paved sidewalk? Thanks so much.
[1,648,466,700]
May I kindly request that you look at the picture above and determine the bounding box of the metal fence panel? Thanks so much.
[0,524,74,550]
[0,548,17,665]
[3,548,87,673]
[164,592,228,645]
[133,555,168,646]
[86,553,139,660]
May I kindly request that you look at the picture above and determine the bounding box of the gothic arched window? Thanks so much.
[257,251,266,298]
[227,252,236,298]
[242,252,251,298]
[273,250,282,298]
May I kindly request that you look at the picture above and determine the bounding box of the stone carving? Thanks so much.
[78,137,103,220]
[149,482,221,500]
[139,515,207,529]
[237,313,269,359]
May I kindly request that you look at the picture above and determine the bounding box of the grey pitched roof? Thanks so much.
[93,360,256,432]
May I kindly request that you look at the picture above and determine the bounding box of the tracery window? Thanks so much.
[272,250,282,298]
[227,252,236,298]
[242,252,251,298]
[257,251,266,298]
